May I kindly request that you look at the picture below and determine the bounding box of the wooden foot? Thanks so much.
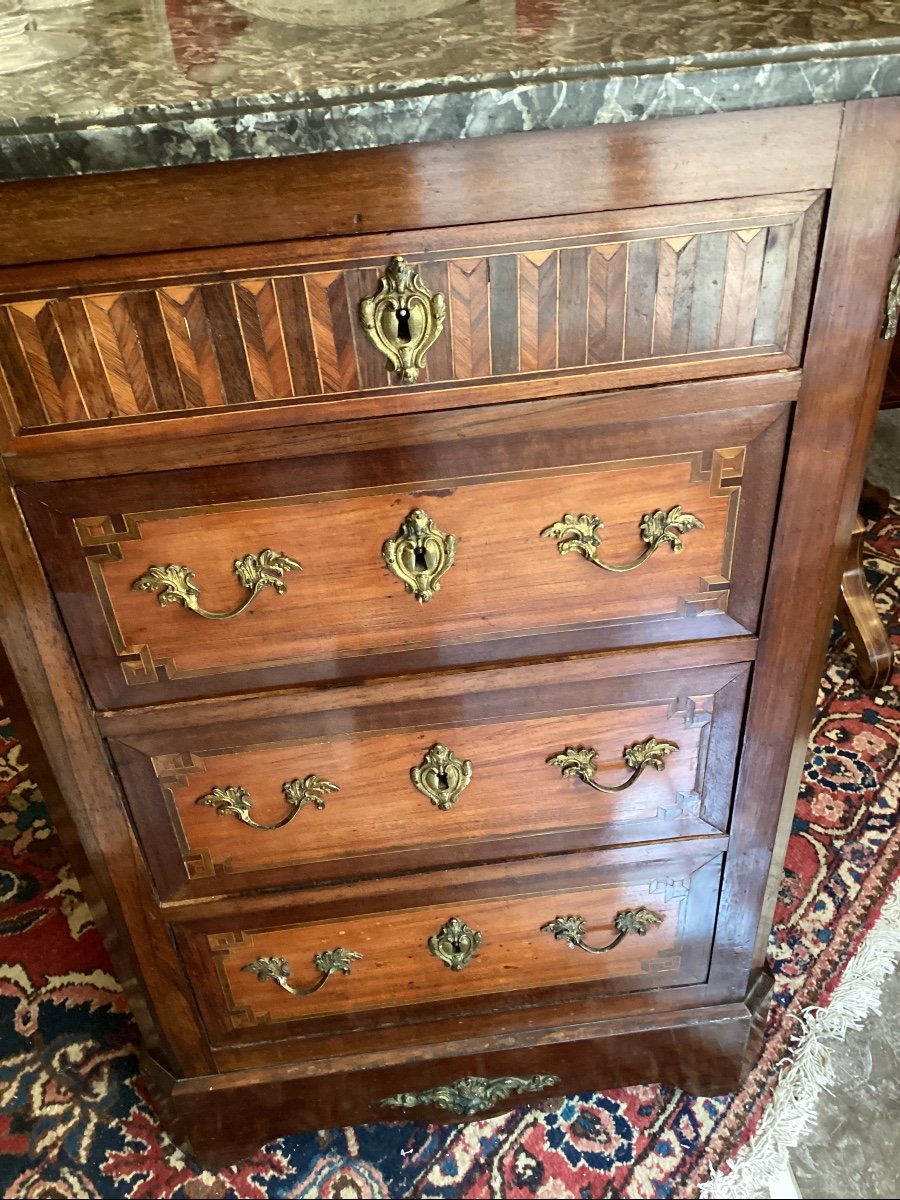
[836,514,893,690]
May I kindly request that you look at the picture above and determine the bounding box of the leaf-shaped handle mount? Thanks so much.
[547,737,677,794]
[541,908,663,955]
[196,775,339,831]
[242,948,362,998]
[540,505,704,573]
[132,548,301,620]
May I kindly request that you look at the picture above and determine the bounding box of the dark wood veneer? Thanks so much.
[0,108,840,267]
[0,100,896,1167]
[0,193,821,434]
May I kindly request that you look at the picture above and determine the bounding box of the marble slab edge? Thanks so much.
[2,50,899,183]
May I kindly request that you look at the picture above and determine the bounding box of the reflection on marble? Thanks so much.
[0,0,898,180]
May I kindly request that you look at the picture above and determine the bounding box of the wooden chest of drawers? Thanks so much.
[0,102,897,1166]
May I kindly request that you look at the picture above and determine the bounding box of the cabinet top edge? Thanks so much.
[0,0,898,184]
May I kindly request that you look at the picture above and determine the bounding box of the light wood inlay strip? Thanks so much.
[158,289,206,410]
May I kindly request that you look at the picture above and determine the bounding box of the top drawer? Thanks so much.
[0,192,822,436]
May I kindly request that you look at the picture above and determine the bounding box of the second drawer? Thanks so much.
[109,654,749,901]
[21,384,788,708]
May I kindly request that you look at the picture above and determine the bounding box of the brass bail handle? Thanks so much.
[196,774,340,831]
[133,549,301,620]
[243,948,362,997]
[547,737,677,794]
[541,506,704,573]
[359,256,447,384]
[541,908,663,955]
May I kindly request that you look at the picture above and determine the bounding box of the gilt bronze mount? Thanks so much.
[242,948,362,997]
[428,916,482,971]
[382,508,456,603]
[380,1073,560,1116]
[196,774,339,831]
[547,737,677,794]
[541,908,663,955]
[359,255,446,383]
[133,549,301,620]
[410,743,472,810]
[541,506,704,573]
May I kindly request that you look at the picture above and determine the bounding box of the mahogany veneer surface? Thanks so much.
[110,656,748,901]
[20,391,788,708]
[178,843,723,1047]
[1,100,898,1167]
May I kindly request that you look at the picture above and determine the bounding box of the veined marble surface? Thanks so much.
[1,0,899,181]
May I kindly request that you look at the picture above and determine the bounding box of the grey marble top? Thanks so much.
[1,0,899,182]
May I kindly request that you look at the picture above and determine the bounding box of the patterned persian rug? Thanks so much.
[1,505,898,1199]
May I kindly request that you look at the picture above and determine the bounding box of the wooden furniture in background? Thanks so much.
[0,101,897,1165]
[838,513,894,690]
[838,335,899,691]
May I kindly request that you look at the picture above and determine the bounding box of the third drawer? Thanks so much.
[107,652,751,901]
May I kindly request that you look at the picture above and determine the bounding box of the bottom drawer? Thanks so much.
[176,843,725,1048]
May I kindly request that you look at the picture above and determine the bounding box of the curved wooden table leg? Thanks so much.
[836,514,894,690]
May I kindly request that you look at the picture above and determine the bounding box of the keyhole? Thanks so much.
[413,546,429,573]
[436,770,450,791]
[396,307,412,343]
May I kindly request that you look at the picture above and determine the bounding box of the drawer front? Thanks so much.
[21,387,789,708]
[176,845,723,1046]
[111,656,749,900]
[0,192,821,434]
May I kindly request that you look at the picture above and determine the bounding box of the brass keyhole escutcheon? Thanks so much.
[383,508,457,603]
[410,744,472,811]
[359,256,446,384]
[428,916,483,971]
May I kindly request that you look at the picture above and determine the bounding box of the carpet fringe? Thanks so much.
[700,875,900,1200]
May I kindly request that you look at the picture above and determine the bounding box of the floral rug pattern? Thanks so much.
[0,505,898,1198]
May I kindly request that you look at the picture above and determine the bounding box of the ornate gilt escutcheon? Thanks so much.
[540,505,704,573]
[882,253,900,340]
[410,744,472,811]
[541,908,663,955]
[196,775,339,831]
[132,549,301,620]
[359,255,446,383]
[380,1073,560,1116]
[547,737,678,794]
[242,948,362,998]
[428,916,482,971]
[382,508,457,603]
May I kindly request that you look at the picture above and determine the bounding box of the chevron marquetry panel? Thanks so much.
[0,194,823,431]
